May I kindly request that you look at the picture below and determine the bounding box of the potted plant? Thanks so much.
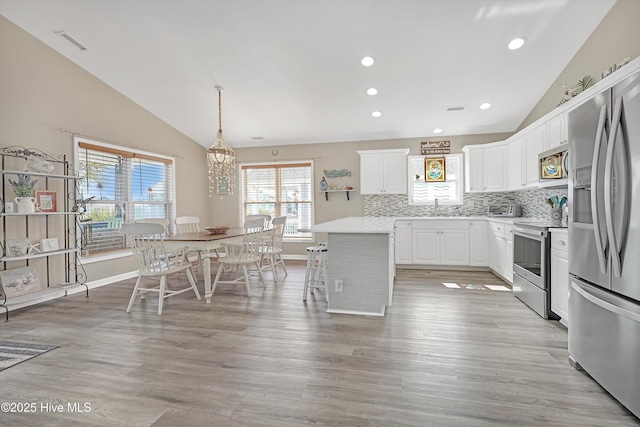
[8,174,38,213]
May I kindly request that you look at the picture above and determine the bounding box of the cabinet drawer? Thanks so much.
[504,224,514,240]
[490,221,506,236]
[412,220,469,230]
[551,232,569,251]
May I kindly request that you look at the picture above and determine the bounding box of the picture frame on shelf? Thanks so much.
[5,238,29,257]
[4,201,14,214]
[35,190,57,212]
[0,266,40,299]
[425,157,446,182]
[41,238,59,252]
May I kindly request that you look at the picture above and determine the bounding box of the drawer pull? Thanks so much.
[557,240,566,246]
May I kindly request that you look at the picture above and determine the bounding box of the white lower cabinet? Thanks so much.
[487,220,513,283]
[412,220,469,266]
[550,229,569,326]
[469,220,488,266]
[394,220,412,264]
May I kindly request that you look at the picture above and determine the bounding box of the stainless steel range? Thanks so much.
[511,221,565,319]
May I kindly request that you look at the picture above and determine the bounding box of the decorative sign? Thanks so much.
[421,140,450,155]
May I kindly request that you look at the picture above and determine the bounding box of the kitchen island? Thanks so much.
[311,217,396,316]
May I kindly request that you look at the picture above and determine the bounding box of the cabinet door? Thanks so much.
[507,138,524,190]
[464,147,484,192]
[488,234,505,275]
[440,229,470,265]
[483,144,507,192]
[545,113,567,150]
[524,126,545,188]
[383,151,408,194]
[469,221,488,266]
[504,236,514,283]
[412,229,439,264]
[551,247,569,325]
[360,154,384,194]
[394,221,412,264]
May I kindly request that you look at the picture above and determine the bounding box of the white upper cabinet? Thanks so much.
[463,142,507,193]
[463,146,484,193]
[524,125,545,188]
[482,143,508,192]
[358,149,409,194]
[507,137,524,190]
[545,112,568,150]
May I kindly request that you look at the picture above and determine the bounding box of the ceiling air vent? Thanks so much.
[251,136,265,140]
[446,105,465,112]
[54,31,88,51]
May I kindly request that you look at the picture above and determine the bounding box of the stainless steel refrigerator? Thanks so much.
[567,69,640,418]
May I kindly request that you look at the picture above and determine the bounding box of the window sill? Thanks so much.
[80,249,133,264]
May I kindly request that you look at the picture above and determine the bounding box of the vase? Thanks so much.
[15,197,37,214]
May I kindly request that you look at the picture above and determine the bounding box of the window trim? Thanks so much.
[239,160,315,242]
[407,153,464,206]
[73,136,176,261]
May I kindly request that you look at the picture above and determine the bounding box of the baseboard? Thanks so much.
[327,307,386,317]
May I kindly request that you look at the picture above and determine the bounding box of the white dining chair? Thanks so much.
[245,214,271,229]
[175,216,204,271]
[122,222,200,315]
[259,216,288,282]
[211,218,266,297]
[136,218,171,234]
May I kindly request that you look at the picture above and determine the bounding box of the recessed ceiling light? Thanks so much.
[479,102,492,110]
[508,37,526,50]
[361,56,375,67]
[371,111,382,118]
[366,88,378,96]
[433,128,443,134]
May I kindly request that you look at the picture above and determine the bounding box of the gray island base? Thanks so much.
[311,217,396,316]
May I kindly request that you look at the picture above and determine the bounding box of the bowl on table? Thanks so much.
[205,226,231,235]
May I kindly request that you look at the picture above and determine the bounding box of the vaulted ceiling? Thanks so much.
[0,0,616,148]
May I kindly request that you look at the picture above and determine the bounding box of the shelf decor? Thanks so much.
[36,190,57,212]
[41,238,59,252]
[0,266,40,299]
[5,238,29,257]
[425,157,446,182]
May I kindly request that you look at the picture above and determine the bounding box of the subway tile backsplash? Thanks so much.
[364,187,569,219]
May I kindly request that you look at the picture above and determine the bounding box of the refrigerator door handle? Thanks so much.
[604,97,629,278]
[591,104,609,274]
[571,282,640,323]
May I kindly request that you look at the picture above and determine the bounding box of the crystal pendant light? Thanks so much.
[207,86,236,196]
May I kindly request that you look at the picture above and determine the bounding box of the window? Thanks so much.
[408,154,463,205]
[74,137,175,256]
[241,162,313,239]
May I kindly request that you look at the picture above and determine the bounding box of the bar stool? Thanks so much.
[303,243,328,301]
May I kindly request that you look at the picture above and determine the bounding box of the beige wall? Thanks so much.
[519,0,640,130]
[0,17,208,282]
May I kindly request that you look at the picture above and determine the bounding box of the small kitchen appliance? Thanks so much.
[487,204,521,217]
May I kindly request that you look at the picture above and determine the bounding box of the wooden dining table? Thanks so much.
[163,227,245,303]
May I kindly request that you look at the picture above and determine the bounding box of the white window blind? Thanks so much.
[409,154,463,205]
[75,139,175,256]
[241,163,313,239]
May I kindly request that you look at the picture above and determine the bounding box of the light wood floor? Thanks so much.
[1,262,638,426]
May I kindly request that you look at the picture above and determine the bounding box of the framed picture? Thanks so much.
[541,153,562,179]
[425,157,446,182]
[0,266,40,299]
[5,238,29,257]
[217,176,230,195]
[36,190,57,212]
[41,238,59,252]
[4,201,14,214]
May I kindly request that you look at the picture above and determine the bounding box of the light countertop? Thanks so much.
[311,217,396,233]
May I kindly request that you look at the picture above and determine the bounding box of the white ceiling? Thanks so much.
[0,0,616,149]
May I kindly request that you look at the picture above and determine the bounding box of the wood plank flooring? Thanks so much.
[1,262,638,426]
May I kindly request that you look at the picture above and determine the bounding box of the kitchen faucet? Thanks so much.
[433,198,439,216]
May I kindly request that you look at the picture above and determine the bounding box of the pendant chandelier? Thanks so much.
[207,85,236,196]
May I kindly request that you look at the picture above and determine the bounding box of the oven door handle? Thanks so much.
[512,228,545,239]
